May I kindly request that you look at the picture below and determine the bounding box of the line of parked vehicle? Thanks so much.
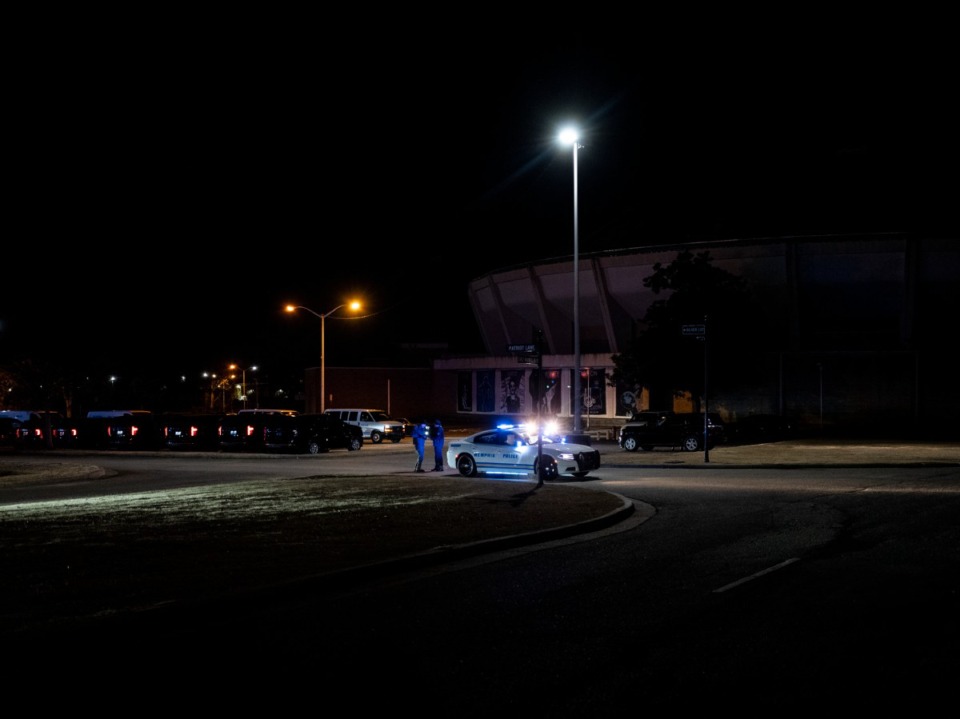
[615,409,793,451]
[0,409,364,455]
[2,406,795,456]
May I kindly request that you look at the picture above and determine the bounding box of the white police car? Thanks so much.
[445,424,601,480]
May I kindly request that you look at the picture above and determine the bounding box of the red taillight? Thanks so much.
[190,425,199,437]
[131,425,139,436]
[246,425,255,437]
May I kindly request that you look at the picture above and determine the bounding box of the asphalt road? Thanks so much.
[3,436,960,714]
[2,436,956,637]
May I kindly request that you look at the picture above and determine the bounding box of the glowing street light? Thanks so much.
[202,371,231,412]
[229,364,258,407]
[559,125,582,433]
[285,301,362,413]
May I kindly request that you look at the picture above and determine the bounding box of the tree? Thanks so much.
[0,359,72,414]
[608,249,765,412]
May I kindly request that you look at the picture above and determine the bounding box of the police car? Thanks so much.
[445,423,601,480]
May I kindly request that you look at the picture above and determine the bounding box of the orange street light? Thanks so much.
[285,301,362,413]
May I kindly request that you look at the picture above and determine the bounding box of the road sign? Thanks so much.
[506,344,538,354]
[681,324,705,336]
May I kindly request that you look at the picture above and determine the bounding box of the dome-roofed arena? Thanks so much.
[435,233,959,438]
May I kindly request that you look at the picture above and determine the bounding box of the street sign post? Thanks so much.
[507,335,547,484]
[681,321,710,462]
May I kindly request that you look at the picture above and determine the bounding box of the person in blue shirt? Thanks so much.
[412,422,428,473]
[430,419,445,472]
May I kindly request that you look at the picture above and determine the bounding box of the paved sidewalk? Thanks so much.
[597,437,960,467]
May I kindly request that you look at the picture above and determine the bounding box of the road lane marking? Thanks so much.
[713,557,800,593]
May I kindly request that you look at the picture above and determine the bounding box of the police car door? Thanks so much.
[497,431,531,474]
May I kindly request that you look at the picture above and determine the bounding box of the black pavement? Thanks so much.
[1,438,958,640]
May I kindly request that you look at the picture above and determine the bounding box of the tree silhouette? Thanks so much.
[608,249,767,411]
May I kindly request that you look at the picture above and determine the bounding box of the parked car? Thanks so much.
[262,413,363,454]
[618,411,726,452]
[0,416,25,452]
[160,413,223,451]
[35,411,81,448]
[0,410,46,448]
[0,410,76,448]
[80,410,162,450]
[218,413,266,452]
[446,423,601,480]
[395,417,415,438]
[323,408,404,444]
[237,408,299,417]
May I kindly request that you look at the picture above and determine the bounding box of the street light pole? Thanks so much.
[285,302,362,414]
[229,364,257,409]
[321,312,327,413]
[559,126,581,433]
[817,362,824,431]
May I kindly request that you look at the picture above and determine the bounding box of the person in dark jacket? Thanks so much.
[412,421,428,473]
[430,419,445,471]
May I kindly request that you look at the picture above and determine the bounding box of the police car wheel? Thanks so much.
[457,454,478,477]
[536,457,559,480]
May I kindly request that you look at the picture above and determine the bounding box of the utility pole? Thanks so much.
[703,315,710,464]
[535,330,545,487]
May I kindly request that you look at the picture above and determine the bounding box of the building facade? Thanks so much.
[298,235,957,436]
[436,234,959,435]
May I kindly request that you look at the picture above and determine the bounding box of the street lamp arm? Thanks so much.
[286,303,357,320]
[287,304,333,320]
[284,300,364,414]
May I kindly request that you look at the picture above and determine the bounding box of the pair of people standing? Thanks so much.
[412,419,444,472]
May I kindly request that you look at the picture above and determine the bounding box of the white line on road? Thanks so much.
[713,557,801,593]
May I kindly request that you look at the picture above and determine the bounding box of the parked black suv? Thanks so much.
[0,411,46,448]
[160,413,223,451]
[218,413,269,452]
[217,410,301,452]
[618,411,726,452]
[0,415,25,452]
[36,411,81,448]
[81,410,163,450]
[0,410,78,448]
[262,413,363,454]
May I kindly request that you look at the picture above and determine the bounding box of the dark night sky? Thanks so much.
[4,17,957,385]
